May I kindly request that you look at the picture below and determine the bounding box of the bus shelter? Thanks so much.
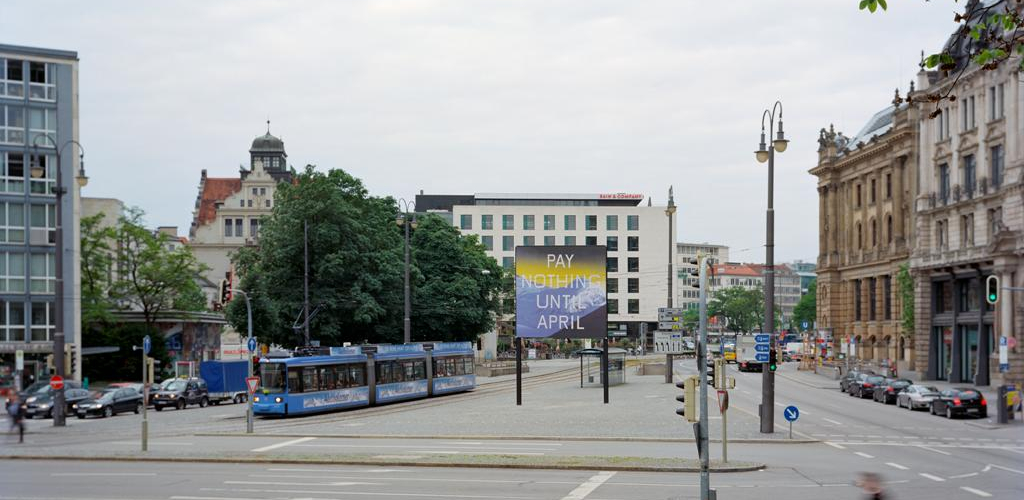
[574,348,627,387]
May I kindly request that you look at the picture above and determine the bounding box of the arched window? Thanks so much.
[887,215,893,244]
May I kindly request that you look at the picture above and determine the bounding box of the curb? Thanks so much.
[193,432,817,445]
[0,454,766,473]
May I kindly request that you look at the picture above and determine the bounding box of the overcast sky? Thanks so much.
[2,0,955,263]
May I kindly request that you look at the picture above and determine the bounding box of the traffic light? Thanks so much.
[675,375,698,422]
[219,278,233,304]
[769,349,778,372]
[986,275,1000,305]
[713,358,725,389]
[65,344,77,378]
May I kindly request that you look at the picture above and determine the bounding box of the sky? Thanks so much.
[1,0,957,263]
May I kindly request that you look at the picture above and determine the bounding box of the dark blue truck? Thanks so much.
[199,360,249,404]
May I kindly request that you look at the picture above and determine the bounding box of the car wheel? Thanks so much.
[154,405,163,412]
[103,406,113,418]
[134,403,141,414]
[233,394,242,404]
[76,414,85,419]
[176,399,185,410]
[946,406,954,419]
[199,397,208,408]
[930,403,936,415]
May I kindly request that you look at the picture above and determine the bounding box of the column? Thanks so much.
[894,157,906,243]
[818,186,828,260]
[829,184,839,256]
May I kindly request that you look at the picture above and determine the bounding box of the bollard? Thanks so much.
[997,385,1009,424]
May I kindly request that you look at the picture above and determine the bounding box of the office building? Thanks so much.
[676,242,730,310]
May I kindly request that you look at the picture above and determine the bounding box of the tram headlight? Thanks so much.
[253,396,260,403]
[274,397,283,403]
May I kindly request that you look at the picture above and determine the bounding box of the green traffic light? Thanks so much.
[989,293,997,301]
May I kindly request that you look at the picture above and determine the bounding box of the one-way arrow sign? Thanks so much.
[755,344,771,353]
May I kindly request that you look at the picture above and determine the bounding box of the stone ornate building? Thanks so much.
[810,94,919,369]
[908,2,1023,385]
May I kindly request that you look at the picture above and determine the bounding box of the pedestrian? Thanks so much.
[7,394,25,443]
[857,472,885,500]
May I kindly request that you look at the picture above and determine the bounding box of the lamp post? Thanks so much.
[754,101,787,434]
[396,198,416,344]
[31,135,88,428]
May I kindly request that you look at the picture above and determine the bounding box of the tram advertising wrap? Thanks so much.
[515,245,607,339]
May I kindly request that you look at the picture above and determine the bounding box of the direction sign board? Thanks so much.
[49,375,64,391]
[15,349,23,371]
[755,353,769,362]
[658,322,683,331]
[247,337,257,353]
[754,334,770,344]
[246,377,260,395]
[142,335,151,355]
[783,405,799,422]
[658,307,685,320]
[754,344,771,353]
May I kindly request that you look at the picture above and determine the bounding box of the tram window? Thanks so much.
[302,367,319,393]
[288,367,302,393]
[404,361,415,381]
[412,360,426,380]
[348,364,366,387]
[463,357,474,375]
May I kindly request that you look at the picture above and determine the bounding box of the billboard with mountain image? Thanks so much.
[515,246,607,339]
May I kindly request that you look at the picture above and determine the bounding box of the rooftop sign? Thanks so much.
[598,193,644,200]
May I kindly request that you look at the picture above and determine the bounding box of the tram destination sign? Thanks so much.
[515,246,607,339]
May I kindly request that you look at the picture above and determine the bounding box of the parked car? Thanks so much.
[24,388,91,419]
[930,388,987,419]
[19,379,83,399]
[839,369,875,393]
[872,378,913,404]
[151,378,209,411]
[896,384,940,410]
[848,374,886,398]
[73,387,143,418]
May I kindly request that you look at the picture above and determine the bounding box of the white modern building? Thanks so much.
[676,242,730,309]
[417,192,676,341]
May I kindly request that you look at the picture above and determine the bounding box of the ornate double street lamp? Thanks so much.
[754,101,787,434]
[396,198,416,344]
[31,135,88,427]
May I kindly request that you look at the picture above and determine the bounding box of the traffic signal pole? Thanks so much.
[697,257,711,499]
[761,127,777,435]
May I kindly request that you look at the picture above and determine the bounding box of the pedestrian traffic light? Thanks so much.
[986,275,1000,305]
[675,375,698,422]
[769,349,778,372]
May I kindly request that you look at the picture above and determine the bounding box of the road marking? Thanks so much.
[823,418,843,425]
[294,443,556,451]
[257,474,531,484]
[266,468,406,473]
[917,445,952,456]
[885,462,908,470]
[172,497,266,500]
[561,471,616,500]
[988,463,1024,475]
[251,436,316,452]
[960,486,992,497]
[200,487,537,499]
[854,452,874,459]
[110,441,193,446]
[949,472,979,479]
[51,472,157,476]
[919,473,945,482]
[824,442,846,450]
[225,480,381,487]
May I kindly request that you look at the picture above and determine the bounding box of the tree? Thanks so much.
[793,280,817,331]
[708,286,783,333]
[896,263,915,337]
[682,308,699,332]
[80,213,117,327]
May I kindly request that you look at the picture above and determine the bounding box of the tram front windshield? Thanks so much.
[261,363,286,392]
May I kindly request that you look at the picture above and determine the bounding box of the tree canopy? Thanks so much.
[793,280,816,331]
[707,286,781,333]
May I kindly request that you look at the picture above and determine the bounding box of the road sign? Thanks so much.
[142,335,151,355]
[755,353,769,362]
[754,344,771,353]
[1000,336,1010,373]
[246,376,260,395]
[15,349,23,371]
[247,337,257,353]
[783,405,799,422]
[801,321,809,330]
[754,334,770,343]
[658,322,683,331]
[49,375,64,391]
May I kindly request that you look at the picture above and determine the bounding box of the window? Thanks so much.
[481,214,493,230]
[886,215,893,244]
[0,58,25,98]
[543,215,555,230]
[870,218,877,247]
[1,301,25,342]
[606,236,618,251]
[606,215,618,231]
[628,278,639,293]
[988,207,1003,236]
[239,199,244,207]
[502,215,514,230]
[884,276,892,321]
[29,253,55,293]
[607,278,618,294]
[885,173,892,199]
[481,235,493,251]
[627,299,640,314]
[0,105,26,145]
[627,257,639,273]
[246,199,252,208]
[27,62,55,101]
[627,236,639,252]
[585,236,597,246]
[962,95,975,130]
[626,215,639,231]
[460,214,472,230]
[502,235,514,251]
[30,203,55,233]
[960,213,974,246]
[564,215,576,230]
[989,84,1005,120]
[523,215,535,230]
[27,108,56,149]
[856,184,862,207]
[607,257,618,272]
[252,187,258,196]
[856,222,862,249]
[938,163,950,201]
[870,179,876,204]
[250,218,259,238]
[854,280,862,321]
[523,235,535,246]
[963,154,976,196]
[868,277,877,321]
[543,235,555,246]
[991,145,1004,188]
[0,252,25,292]
[502,256,514,269]
[607,299,619,314]
[30,302,53,342]
[564,236,576,246]
[224,218,233,237]
[585,215,597,231]
[936,219,947,247]
[260,187,266,196]
[235,218,243,237]
[1,153,25,193]
[265,199,271,208]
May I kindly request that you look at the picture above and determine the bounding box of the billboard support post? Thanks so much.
[515,336,522,406]
[603,334,609,404]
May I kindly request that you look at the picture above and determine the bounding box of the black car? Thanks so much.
[152,378,209,411]
[74,388,143,418]
[19,379,83,399]
[872,378,913,404]
[849,374,886,398]
[839,369,875,393]
[930,388,987,419]
[24,388,91,418]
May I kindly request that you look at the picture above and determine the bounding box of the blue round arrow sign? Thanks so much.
[783,405,799,422]
[142,335,151,355]
[247,337,257,353]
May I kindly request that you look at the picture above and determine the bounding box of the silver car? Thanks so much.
[897,384,939,410]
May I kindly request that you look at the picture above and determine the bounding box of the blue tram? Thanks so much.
[253,342,475,417]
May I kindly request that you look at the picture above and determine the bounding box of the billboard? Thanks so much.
[515,246,607,339]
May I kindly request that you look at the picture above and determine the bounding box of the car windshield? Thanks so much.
[260,363,286,392]
[25,382,51,395]
[959,390,980,399]
[158,379,176,390]
[866,376,885,384]
[164,381,187,392]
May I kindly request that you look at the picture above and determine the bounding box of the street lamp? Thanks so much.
[396,198,416,344]
[755,101,786,434]
[31,135,87,428]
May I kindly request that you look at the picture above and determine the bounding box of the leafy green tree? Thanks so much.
[80,213,117,327]
[793,280,817,331]
[682,308,699,332]
[82,323,169,382]
[708,286,782,333]
[896,263,915,336]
